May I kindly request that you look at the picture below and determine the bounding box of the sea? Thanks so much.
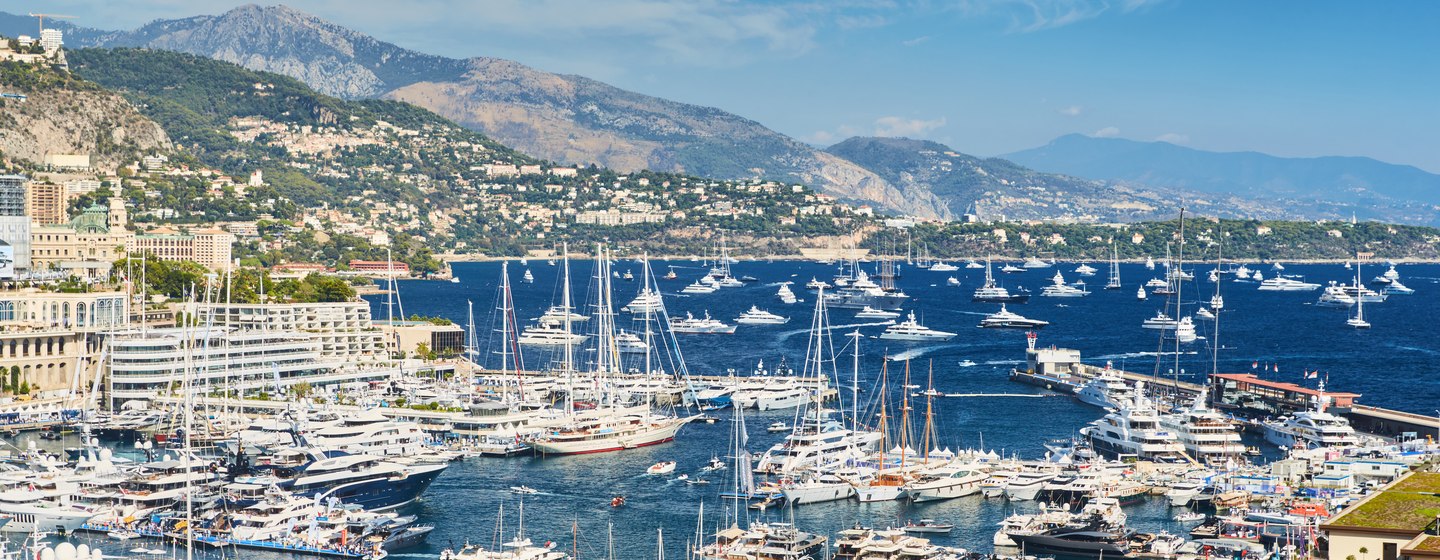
[349,259,1439,560]
[43,259,1440,559]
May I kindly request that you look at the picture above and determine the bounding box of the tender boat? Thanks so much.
[735,306,788,325]
[946,276,960,286]
[902,519,954,534]
[510,485,539,494]
[767,421,790,433]
[879,312,956,341]
[979,304,1048,329]
[646,461,677,475]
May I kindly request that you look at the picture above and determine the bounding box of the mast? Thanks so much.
[900,360,911,466]
[1211,237,1223,376]
[1171,208,1187,397]
[848,330,861,433]
[922,360,935,463]
[561,243,574,414]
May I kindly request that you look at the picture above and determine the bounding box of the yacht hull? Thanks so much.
[531,420,688,456]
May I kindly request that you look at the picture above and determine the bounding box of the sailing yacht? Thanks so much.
[1105,245,1121,289]
[755,293,882,475]
[973,257,1030,303]
[1348,262,1371,328]
[529,246,698,455]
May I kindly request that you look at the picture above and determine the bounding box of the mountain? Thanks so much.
[1004,134,1440,224]
[4,5,943,219]
[0,59,170,170]
[826,136,1254,222]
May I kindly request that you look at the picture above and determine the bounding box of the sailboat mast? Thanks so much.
[849,330,861,433]
[1171,208,1187,396]
[922,360,934,463]
[562,243,574,414]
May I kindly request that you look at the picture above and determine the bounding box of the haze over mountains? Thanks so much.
[7,5,1438,225]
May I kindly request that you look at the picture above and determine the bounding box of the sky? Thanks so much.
[28,0,1440,172]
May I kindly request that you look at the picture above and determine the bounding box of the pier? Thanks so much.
[1010,342,1438,440]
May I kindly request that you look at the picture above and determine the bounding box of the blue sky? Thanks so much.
[33,0,1440,171]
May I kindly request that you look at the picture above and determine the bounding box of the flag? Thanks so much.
[1273,364,1279,373]
[1306,370,1318,379]
[1251,361,1258,369]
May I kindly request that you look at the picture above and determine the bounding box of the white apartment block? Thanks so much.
[182,301,389,364]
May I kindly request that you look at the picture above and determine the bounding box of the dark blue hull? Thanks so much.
[293,465,446,511]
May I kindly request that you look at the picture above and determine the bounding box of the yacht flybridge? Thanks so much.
[879,312,956,342]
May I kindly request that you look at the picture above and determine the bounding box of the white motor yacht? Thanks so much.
[978,304,1048,329]
[855,306,901,319]
[1385,279,1415,295]
[1141,311,1177,329]
[1317,282,1356,307]
[1074,368,1135,410]
[1258,277,1320,291]
[776,283,800,304]
[879,312,956,342]
[669,311,737,334]
[681,280,718,294]
[1022,257,1050,269]
[1080,383,1187,461]
[1159,389,1244,464]
[904,462,990,502]
[804,277,830,290]
[735,306,789,325]
[622,288,664,313]
[615,330,649,354]
[516,324,589,346]
[965,260,984,269]
[1262,389,1361,449]
[1040,271,1089,297]
[1074,263,1098,276]
[930,262,958,272]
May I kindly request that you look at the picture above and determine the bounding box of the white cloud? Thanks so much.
[1155,132,1190,144]
[874,116,947,137]
[1058,105,1083,117]
[1092,126,1121,138]
[807,130,838,144]
[901,35,932,46]
[945,0,1149,33]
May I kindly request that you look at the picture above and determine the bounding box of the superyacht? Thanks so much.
[879,312,956,342]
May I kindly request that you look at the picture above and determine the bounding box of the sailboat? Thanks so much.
[1105,244,1122,289]
[1347,257,1371,329]
[529,245,698,455]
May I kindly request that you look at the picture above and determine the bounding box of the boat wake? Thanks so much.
[885,344,963,361]
[775,321,897,341]
[1091,350,1198,360]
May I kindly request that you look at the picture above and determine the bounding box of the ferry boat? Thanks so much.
[855,306,900,319]
[1257,277,1320,291]
[669,311,737,334]
[978,304,1048,329]
[735,306,788,325]
[879,312,956,342]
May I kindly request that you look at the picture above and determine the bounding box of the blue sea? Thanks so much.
[341,259,1440,560]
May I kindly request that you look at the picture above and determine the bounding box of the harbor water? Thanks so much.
[347,260,1440,559]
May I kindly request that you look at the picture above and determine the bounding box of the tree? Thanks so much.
[414,342,435,362]
[290,381,312,398]
[7,366,16,396]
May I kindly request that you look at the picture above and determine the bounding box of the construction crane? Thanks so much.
[27,13,76,37]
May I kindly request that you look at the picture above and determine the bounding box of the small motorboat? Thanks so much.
[702,457,727,472]
[767,421,789,433]
[686,478,710,486]
[109,530,141,540]
[958,359,977,367]
[647,461,677,475]
[903,519,954,534]
[450,277,460,284]
[510,485,539,494]
[675,474,689,481]
[1174,511,1206,522]
[946,277,960,286]
[611,496,627,507]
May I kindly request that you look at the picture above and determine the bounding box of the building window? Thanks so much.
[1384,543,1397,560]
[0,301,13,321]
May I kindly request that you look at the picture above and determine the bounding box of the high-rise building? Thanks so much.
[38,29,63,53]
[0,175,32,272]
[26,183,66,226]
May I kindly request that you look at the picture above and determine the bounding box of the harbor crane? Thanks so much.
[27,13,76,37]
